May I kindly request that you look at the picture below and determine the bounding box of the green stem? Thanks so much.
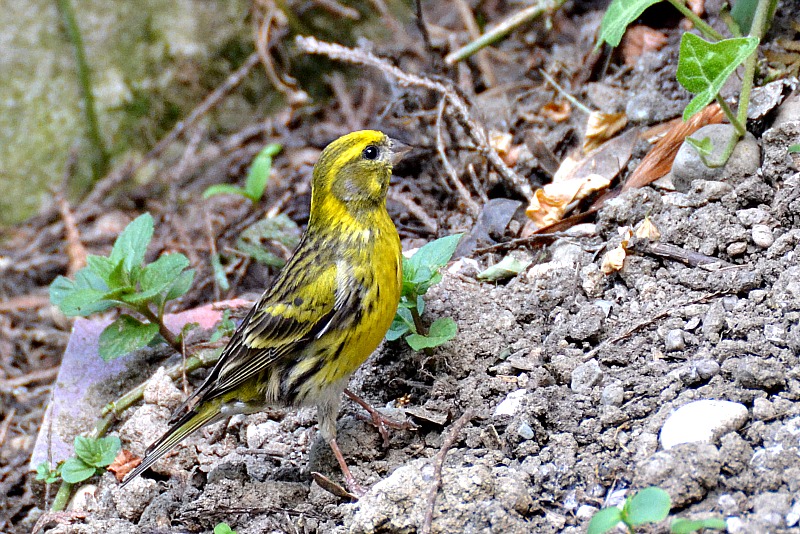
[666,0,725,41]
[716,96,745,137]
[51,481,74,512]
[54,0,108,188]
[736,0,772,128]
[137,306,182,353]
[410,305,427,336]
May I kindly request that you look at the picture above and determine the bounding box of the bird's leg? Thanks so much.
[344,388,416,448]
[328,437,366,497]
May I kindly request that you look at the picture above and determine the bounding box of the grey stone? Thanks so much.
[601,384,625,406]
[571,359,603,394]
[664,329,686,352]
[736,208,773,227]
[702,301,727,342]
[752,398,776,421]
[634,442,721,506]
[725,357,786,390]
[694,359,720,380]
[751,225,774,248]
[672,124,760,191]
[727,241,748,256]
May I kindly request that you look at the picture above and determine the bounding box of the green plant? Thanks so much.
[386,234,462,351]
[35,462,61,484]
[789,144,800,153]
[49,213,195,361]
[589,486,671,534]
[588,487,726,534]
[36,436,121,486]
[214,523,237,534]
[203,143,282,202]
[598,0,776,166]
[209,309,236,343]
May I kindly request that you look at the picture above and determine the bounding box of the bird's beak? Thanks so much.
[389,138,413,165]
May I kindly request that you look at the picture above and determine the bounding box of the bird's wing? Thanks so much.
[190,263,341,403]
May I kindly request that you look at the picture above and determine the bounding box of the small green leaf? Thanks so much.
[35,462,61,484]
[204,184,248,199]
[86,255,118,284]
[211,253,230,292]
[788,144,800,153]
[210,309,235,343]
[405,317,457,351]
[164,269,195,301]
[677,34,760,120]
[74,435,121,467]
[214,523,237,534]
[598,0,661,48]
[671,517,727,533]
[98,315,160,361]
[126,254,191,303]
[60,457,96,483]
[110,213,154,273]
[685,136,714,158]
[406,234,463,274]
[386,318,411,341]
[244,144,281,202]
[587,506,624,534]
[477,255,532,281]
[623,486,671,526]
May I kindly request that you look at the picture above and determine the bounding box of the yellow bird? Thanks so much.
[122,130,406,495]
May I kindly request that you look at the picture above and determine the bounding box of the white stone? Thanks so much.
[494,389,527,417]
[659,399,749,449]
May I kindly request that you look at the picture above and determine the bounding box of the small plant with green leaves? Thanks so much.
[36,436,121,486]
[203,143,282,202]
[588,486,726,534]
[386,234,462,351]
[598,0,776,166]
[214,523,237,534]
[49,213,195,361]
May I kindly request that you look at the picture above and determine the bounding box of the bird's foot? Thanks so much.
[344,389,417,448]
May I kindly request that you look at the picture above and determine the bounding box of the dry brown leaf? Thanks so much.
[601,227,633,274]
[107,449,142,482]
[489,130,513,154]
[635,217,661,240]
[583,111,628,153]
[621,25,668,67]
[540,100,572,122]
[526,173,611,229]
[623,103,723,191]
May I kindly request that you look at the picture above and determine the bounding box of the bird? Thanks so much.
[122,130,407,495]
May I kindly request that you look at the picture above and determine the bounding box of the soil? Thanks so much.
[2,1,800,533]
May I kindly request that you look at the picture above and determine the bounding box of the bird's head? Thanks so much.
[311,130,410,212]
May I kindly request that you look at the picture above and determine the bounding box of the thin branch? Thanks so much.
[295,36,532,200]
[436,99,481,216]
[421,409,475,534]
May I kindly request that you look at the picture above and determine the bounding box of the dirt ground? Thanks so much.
[2,0,800,533]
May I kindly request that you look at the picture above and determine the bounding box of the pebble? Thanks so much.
[517,422,535,440]
[694,359,720,380]
[752,397,776,420]
[736,208,772,227]
[752,224,774,248]
[664,329,686,352]
[764,323,786,345]
[727,241,748,256]
[246,420,281,449]
[787,500,800,527]
[659,399,749,449]
[571,359,603,394]
[601,384,625,406]
[494,389,527,417]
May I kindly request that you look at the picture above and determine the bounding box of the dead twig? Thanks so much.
[0,294,52,312]
[255,2,309,106]
[0,367,59,393]
[436,100,481,216]
[627,237,734,269]
[421,408,475,534]
[452,0,497,87]
[295,36,532,200]
[473,230,590,255]
[0,408,16,450]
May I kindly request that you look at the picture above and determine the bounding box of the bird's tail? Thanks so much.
[121,399,222,487]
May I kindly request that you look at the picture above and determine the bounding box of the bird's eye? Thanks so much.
[362,145,379,160]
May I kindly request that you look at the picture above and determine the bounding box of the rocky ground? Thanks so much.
[2,1,800,533]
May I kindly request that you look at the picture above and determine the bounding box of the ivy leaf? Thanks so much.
[405,317,457,350]
[587,506,623,534]
[677,34,759,120]
[598,0,661,48]
[98,315,160,361]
